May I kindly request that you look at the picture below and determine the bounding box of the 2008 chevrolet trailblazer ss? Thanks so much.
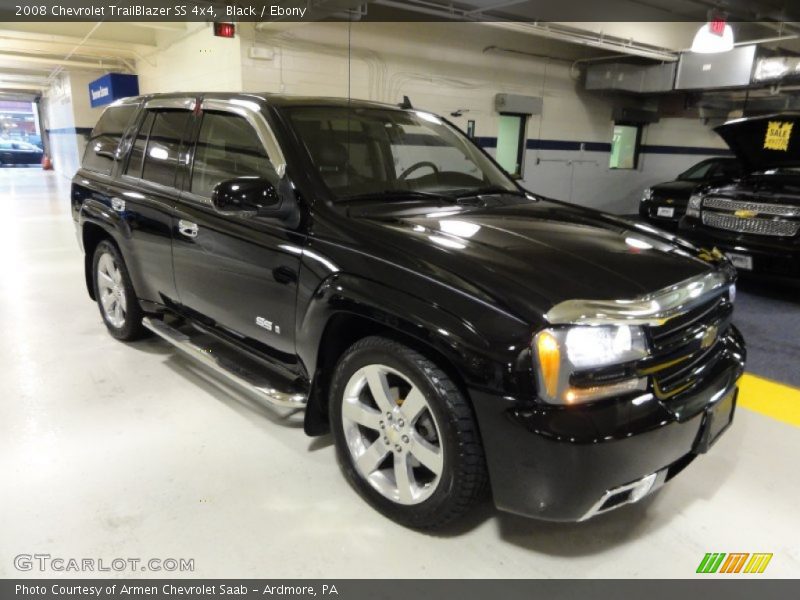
[72,93,746,528]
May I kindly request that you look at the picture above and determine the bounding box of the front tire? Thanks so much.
[92,240,146,341]
[330,336,488,529]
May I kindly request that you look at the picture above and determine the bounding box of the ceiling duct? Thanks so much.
[585,62,676,93]
[753,56,800,83]
[675,45,758,90]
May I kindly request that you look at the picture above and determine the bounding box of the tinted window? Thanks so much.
[678,160,716,181]
[286,107,515,199]
[141,110,191,187]
[83,105,137,175]
[190,112,274,197]
[125,111,155,179]
[712,161,741,179]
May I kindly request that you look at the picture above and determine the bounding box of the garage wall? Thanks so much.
[240,22,729,214]
[136,23,243,94]
[41,71,104,178]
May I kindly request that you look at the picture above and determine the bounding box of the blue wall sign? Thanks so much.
[88,73,139,108]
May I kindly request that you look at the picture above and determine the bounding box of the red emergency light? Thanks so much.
[709,18,726,36]
[213,22,236,38]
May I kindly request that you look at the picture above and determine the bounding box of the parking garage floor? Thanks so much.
[1,168,799,578]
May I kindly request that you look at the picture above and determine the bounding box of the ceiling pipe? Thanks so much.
[48,21,104,81]
[733,34,800,46]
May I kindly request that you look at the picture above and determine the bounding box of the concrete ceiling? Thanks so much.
[2,0,800,98]
[0,21,173,97]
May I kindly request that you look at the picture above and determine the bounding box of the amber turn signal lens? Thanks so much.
[536,330,561,399]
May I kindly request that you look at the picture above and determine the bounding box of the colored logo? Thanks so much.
[734,209,759,218]
[697,553,773,574]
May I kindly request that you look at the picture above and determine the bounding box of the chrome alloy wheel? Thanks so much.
[96,252,127,329]
[341,364,444,505]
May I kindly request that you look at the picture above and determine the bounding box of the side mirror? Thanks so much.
[211,177,279,215]
[211,176,301,227]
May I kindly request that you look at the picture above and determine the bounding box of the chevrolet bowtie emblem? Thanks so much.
[701,324,719,350]
[734,209,759,218]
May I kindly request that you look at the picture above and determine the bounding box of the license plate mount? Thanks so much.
[726,252,753,270]
[693,389,737,454]
[657,206,675,218]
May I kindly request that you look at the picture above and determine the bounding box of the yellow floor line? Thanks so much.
[738,373,800,428]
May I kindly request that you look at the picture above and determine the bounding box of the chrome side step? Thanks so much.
[142,317,307,410]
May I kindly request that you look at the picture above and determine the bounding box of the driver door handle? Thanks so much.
[178,220,198,238]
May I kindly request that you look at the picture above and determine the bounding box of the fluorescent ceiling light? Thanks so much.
[691,23,734,53]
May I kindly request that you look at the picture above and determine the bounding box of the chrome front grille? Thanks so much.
[645,295,733,402]
[703,196,800,217]
[702,212,799,237]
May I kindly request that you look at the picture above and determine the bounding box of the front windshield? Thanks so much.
[678,159,715,181]
[285,106,519,200]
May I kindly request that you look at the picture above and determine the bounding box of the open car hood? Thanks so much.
[715,113,800,172]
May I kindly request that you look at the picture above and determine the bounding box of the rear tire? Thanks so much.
[330,336,488,529]
[92,240,146,341]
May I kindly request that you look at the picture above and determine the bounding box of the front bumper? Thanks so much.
[679,217,800,280]
[639,199,686,226]
[472,327,745,521]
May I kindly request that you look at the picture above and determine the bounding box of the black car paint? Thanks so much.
[72,93,745,521]
[639,158,740,227]
[679,114,800,282]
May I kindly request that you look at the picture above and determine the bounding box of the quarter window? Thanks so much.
[190,112,274,198]
[83,104,137,175]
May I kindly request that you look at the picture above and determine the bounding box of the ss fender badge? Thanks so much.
[256,316,281,335]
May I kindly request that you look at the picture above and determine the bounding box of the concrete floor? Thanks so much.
[1,168,798,578]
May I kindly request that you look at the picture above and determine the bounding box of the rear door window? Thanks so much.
[82,104,138,175]
[141,110,191,188]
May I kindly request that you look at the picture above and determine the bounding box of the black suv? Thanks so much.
[72,93,745,528]
[639,157,742,227]
[680,113,800,281]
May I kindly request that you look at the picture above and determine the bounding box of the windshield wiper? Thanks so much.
[339,189,456,203]
[454,185,525,198]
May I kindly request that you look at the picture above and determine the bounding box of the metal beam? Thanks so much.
[0,82,47,90]
[0,53,125,70]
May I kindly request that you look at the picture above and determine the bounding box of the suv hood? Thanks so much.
[715,113,800,172]
[652,179,700,199]
[354,197,723,320]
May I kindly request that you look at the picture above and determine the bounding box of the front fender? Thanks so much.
[296,271,536,435]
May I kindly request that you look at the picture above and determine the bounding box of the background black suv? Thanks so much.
[640,157,743,227]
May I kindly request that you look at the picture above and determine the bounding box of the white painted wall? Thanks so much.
[136,23,243,94]
[126,21,732,214]
[238,22,729,213]
[41,70,105,178]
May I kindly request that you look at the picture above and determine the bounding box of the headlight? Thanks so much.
[687,194,703,218]
[729,283,736,303]
[534,325,648,405]
[641,187,653,201]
